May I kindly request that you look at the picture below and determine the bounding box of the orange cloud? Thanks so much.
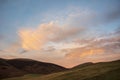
[19,29,45,50]
[18,21,83,50]
[18,22,54,50]
[80,48,104,57]
[66,48,104,59]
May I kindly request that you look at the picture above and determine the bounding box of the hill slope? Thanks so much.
[0,58,67,79]
[0,58,25,79]
[20,60,120,80]
[2,59,120,80]
[7,58,67,74]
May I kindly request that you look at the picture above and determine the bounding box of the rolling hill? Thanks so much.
[0,58,67,79]
[1,59,120,80]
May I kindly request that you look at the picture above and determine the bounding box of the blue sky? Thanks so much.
[1,0,120,35]
[0,0,120,67]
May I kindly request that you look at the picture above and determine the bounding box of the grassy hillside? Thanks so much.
[2,74,41,80]
[84,68,120,80]
[3,60,120,80]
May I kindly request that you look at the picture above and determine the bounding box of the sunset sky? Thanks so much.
[0,0,120,68]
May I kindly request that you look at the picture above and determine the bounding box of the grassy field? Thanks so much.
[3,60,120,80]
[2,74,41,80]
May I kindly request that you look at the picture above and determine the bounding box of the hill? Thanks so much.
[7,58,67,74]
[3,59,120,80]
[24,60,120,80]
[0,58,67,79]
[0,58,25,79]
[1,59,120,80]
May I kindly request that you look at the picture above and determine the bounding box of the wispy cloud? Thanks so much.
[65,29,120,60]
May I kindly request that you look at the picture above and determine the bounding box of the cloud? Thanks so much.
[18,20,85,50]
[65,30,120,60]
[66,47,104,59]
[18,8,97,51]
[19,28,47,50]
[63,32,120,68]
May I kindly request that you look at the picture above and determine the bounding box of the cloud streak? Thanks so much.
[65,30,120,60]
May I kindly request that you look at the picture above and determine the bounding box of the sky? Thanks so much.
[0,0,120,68]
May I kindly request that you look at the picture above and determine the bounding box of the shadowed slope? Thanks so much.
[0,58,67,79]
[7,58,67,74]
[0,58,25,79]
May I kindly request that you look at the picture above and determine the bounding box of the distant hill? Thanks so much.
[0,58,67,79]
[4,59,119,80]
[1,59,120,80]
